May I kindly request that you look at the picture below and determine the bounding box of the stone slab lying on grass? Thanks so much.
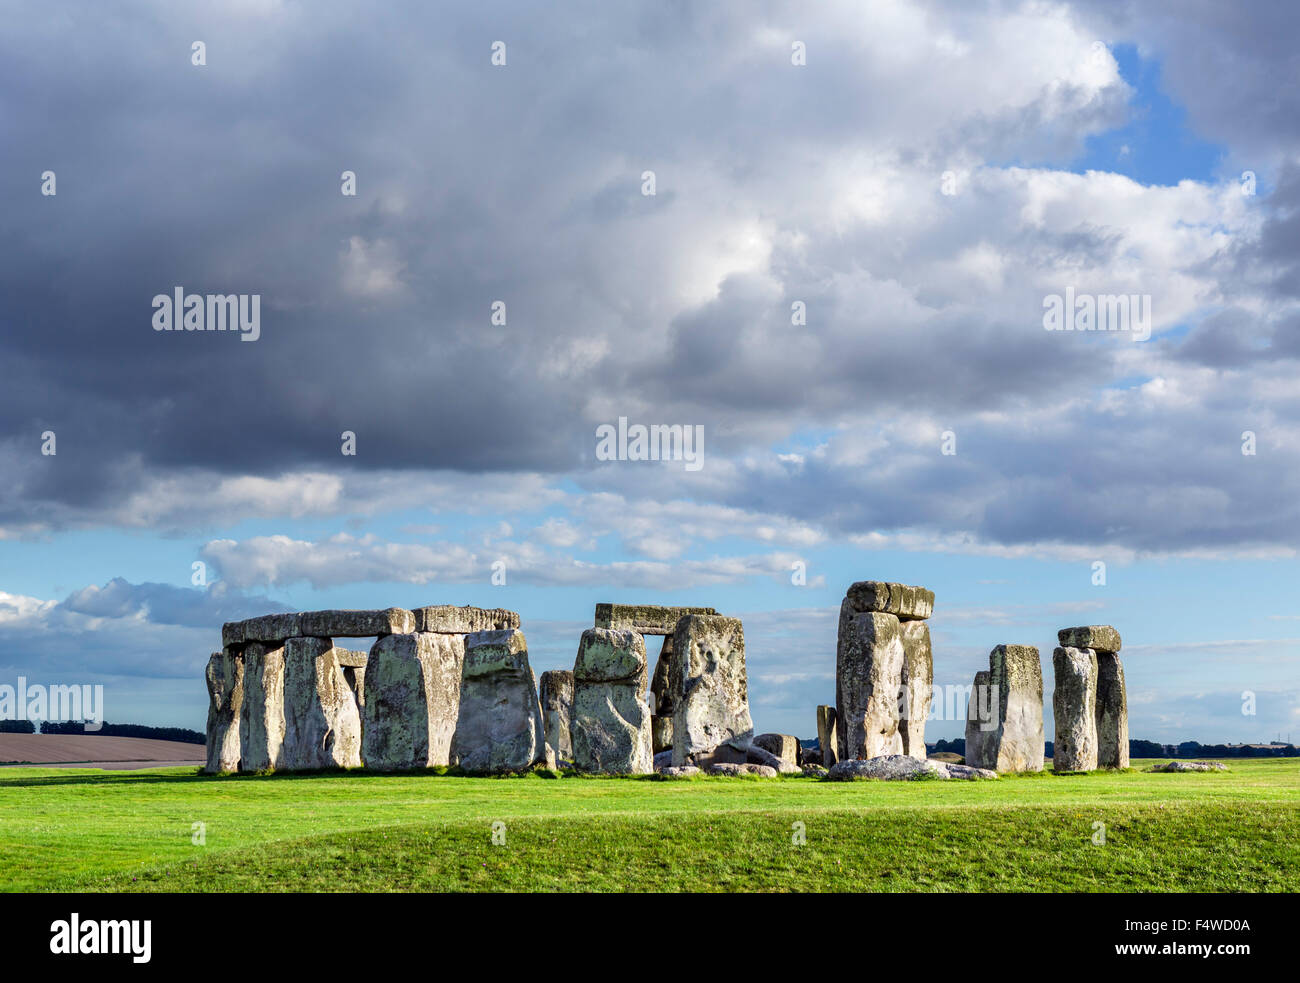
[707,762,778,777]
[752,732,800,765]
[746,744,800,774]
[412,605,520,634]
[659,765,701,778]
[1148,760,1227,772]
[1057,625,1121,653]
[843,581,935,621]
[827,755,997,781]
[595,603,718,635]
[298,608,413,638]
[801,764,829,777]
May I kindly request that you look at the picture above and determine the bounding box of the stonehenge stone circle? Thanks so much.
[282,637,362,770]
[816,705,838,768]
[203,648,243,773]
[450,629,546,773]
[964,645,1044,772]
[539,669,574,766]
[835,582,934,762]
[899,620,933,760]
[1052,646,1099,771]
[836,606,906,760]
[670,614,754,766]
[238,641,286,771]
[1096,652,1129,769]
[362,632,465,770]
[571,628,653,774]
[594,603,717,634]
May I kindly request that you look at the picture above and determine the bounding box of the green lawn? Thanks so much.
[1,759,1296,892]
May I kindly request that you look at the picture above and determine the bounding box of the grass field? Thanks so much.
[1,759,1296,892]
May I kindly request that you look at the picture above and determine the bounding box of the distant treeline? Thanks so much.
[35,721,205,745]
[0,720,36,733]
[928,737,1299,759]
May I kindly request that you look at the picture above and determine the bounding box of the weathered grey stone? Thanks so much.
[571,628,653,774]
[690,740,748,769]
[899,621,932,759]
[827,755,997,781]
[239,613,303,644]
[594,603,718,635]
[651,715,673,753]
[653,749,674,771]
[1053,646,1099,772]
[1095,652,1129,768]
[649,635,675,751]
[362,632,465,770]
[281,637,362,770]
[659,765,701,778]
[342,664,365,708]
[802,746,823,767]
[333,648,368,668]
[412,605,520,634]
[204,647,243,773]
[299,608,414,638]
[539,669,574,766]
[843,582,935,621]
[816,705,839,768]
[964,670,992,772]
[746,743,800,774]
[966,645,1044,773]
[801,764,829,778]
[753,733,800,765]
[450,629,545,773]
[670,615,753,766]
[835,605,905,761]
[707,762,778,777]
[238,641,285,771]
[221,621,245,649]
[1058,625,1122,654]
[1147,760,1227,773]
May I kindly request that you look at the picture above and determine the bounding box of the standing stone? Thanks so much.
[899,621,933,759]
[362,632,465,770]
[670,615,754,766]
[967,645,1044,772]
[1053,646,1099,772]
[450,629,546,773]
[281,637,362,770]
[753,733,800,766]
[964,670,992,770]
[204,647,244,773]
[539,669,574,765]
[335,649,367,709]
[649,635,675,752]
[836,604,905,761]
[1096,652,1129,769]
[816,705,839,768]
[571,628,653,774]
[239,641,286,771]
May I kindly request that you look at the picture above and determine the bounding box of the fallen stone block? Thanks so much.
[966,645,1044,773]
[299,608,414,638]
[828,755,997,781]
[1052,646,1099,772]
[1147,760,1227,773]
[801,764,829,778]
[707,762,778,778]
[752,733,800,765]
[816,705,838,768]
[843,581,935,621]
[280,637,362,770]
[899,620,933,759]
[595,603,718,635]
[539,669,574,766]
[362,632,465,770]
[450,629,546,773]
[670,615,754,766]
[802,746,823,767]
[836,604,905,760]
[1057,625,1121,653]
[239,641,286,771]
[1095,651,1129,768]
[204,647,244,773]
[572,628,653,774]
[412,605,520,634]
[746,743,800,774]
[659,765,701,778]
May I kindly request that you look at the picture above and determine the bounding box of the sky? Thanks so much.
[1,0,1298,744]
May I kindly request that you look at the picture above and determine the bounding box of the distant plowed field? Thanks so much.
[0,734,203,767]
